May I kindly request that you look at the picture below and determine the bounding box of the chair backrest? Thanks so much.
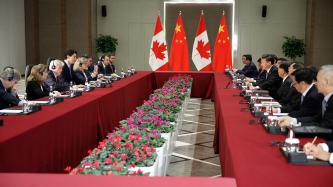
[46,57,56,70]
[24,64,33,87]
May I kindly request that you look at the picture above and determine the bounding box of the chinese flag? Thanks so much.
[149,15,169,71]
[192,12,212,71]
[169,13,190,71]
[212,13,232,71]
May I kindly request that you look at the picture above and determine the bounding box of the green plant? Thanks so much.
[96,35,118,53]
[282,36,305,61]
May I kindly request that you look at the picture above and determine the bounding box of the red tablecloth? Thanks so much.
[0,72,154,173]
[0,71,214,173]
[213,74,333,187]
[0,173,237,187]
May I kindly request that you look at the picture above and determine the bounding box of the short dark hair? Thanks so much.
[291,67,314,84]
[242,54,252,61]
[270,54,278,63]
[307,65,318,81]
[278,62,290,73]
[261,54,275,65]
[257,58,261,63]
[64,49,77,59]
[277,57,287,62]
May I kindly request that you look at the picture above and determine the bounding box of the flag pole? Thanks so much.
[223,10,225,16]
[201,10,204,15]
[179,10,182,15]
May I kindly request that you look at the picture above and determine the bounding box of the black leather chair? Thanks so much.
[24,64,33,87]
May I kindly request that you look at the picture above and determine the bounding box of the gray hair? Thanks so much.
[319,65,333,87]
[49,59,64,71]
[73,57,88,72]
[0,67,21,81]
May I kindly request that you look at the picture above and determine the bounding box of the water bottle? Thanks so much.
[120,68,126,78]
[131,65,135,74]
[69,81,75,97]
[85,81,90,91]
[49,85,55,104]
[22,93,30,113]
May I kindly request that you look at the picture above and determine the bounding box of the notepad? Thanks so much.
[32,101,49,104]
[0,109,23,114]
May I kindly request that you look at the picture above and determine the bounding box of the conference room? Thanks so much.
[1,0,332,186]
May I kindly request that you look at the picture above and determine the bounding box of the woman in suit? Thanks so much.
[73,57,98,85]
[26,64,60,100]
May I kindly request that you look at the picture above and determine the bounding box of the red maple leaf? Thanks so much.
[151,40,167,60]
[196,40,210,59]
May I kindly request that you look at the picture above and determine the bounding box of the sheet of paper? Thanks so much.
[0,109,23,114]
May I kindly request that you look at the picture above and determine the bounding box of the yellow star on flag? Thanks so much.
[175,24,181,33]
[219,25,225,33]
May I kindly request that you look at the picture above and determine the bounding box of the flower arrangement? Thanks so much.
[67,75,193,176]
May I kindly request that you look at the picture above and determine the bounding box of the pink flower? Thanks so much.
[125,142,133,149]
[93,160,99,168]
[130,164,136,168]
[113,161,118,167]
[121,153,127,160]
[105,158,111,165]
[108,171,113,176]
[113,151,119,156]
[116,166,122,171]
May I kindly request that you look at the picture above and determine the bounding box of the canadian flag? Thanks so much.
[149,15,169,71]
[192,12,212,71]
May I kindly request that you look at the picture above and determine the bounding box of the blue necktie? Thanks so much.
[322,99,327,118]
[301,95,304,105]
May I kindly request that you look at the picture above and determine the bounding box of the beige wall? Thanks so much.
[97,0,163,71]
[25,0,96,67]
[236,0,306,68]
[97,0,307,70]
[0,0,26,73]
[305,0,333,67]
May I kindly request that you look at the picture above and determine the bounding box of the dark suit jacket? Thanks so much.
[44,71,69,92]
[98,63,113,76]
[110,64,116,74]
[236,61,258,78]
[288,85,323,118]
[276,76,293,102]
[255,66,282,99]
[0,80,20,110]
[281,86,301,112]
[74,71,90,85]
[61,62,74,83]
[26,80,49,100]
[297,94,333,131]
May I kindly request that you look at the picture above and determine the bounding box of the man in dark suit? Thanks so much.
[280,62,304,111]
[98,55,113,76]
[109,53,117,74]
[285,68,323,118]
[279,65,333,131]
[236,54,258,78]
[251,54,282,99]
[61,49,77,83]
[0,67,23,109]
[276,62,292,103]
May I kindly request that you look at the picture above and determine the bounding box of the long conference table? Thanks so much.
[0,71,332,187]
